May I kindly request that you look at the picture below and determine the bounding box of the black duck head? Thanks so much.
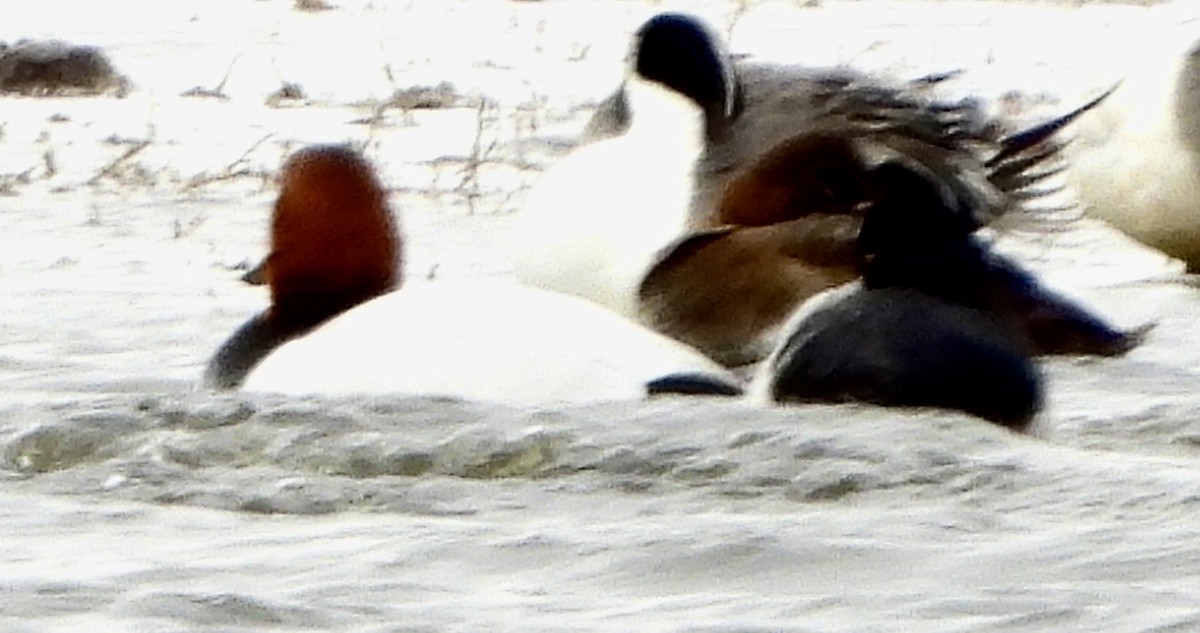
[588,13,1104,235]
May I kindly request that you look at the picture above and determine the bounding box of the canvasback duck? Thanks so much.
[516,11,1140,368]
[1066,33,1200,270]
[205,144,742,405]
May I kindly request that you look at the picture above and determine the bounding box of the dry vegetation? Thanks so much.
[265,82,307,107]
[0,0,1172,213]
[0,39,129,96]
[294,0,334,11]
[180,57,238,100]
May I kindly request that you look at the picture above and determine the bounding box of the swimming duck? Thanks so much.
[1066,32,1200,270]
[516,11,1139,368]
[205,144,741,405]
[758,160,1044,428]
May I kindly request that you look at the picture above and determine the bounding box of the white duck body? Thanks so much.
[1066,31,1200,268]
[512,76,706,319]
[242,280,740,407]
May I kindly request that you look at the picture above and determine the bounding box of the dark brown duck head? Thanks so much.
[583,12,739,145]
[587,15,1102,236]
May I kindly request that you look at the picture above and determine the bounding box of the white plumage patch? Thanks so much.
[512,76,706,318]
[1066,32,1200,264]
[243,280,738,406]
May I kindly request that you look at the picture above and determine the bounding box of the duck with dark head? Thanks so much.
[516,11,1143,371]
[761,160,1044,429]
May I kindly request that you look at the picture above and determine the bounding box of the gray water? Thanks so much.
[3,0,1200,630]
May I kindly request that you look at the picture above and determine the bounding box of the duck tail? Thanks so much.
[981,86,1117,228]
[841,75,1111,231]
[987,86,1116,169]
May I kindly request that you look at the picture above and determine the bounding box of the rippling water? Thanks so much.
[4,0,1200,630]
